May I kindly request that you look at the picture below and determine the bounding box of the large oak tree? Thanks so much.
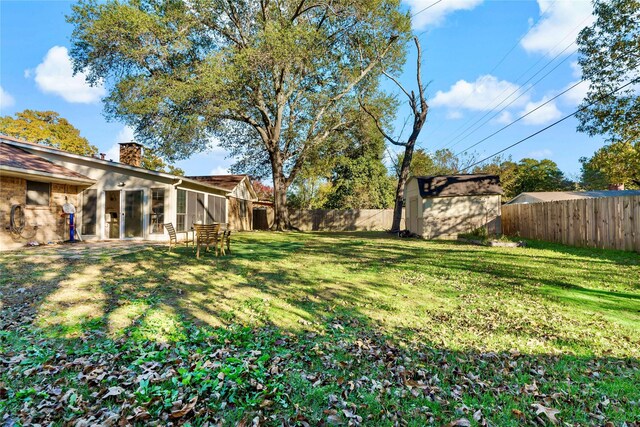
[68,0,410,230]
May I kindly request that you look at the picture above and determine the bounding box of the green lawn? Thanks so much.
[1,232,639,426]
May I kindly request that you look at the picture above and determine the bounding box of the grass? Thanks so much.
[1,232,639,425]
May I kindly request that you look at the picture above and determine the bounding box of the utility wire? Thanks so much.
[453,79,586,156]
[430,12,593,151]
[443,45,577,151]
[456,78,639,173]
[412,0,445,18]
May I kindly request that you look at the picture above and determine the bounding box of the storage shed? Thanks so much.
[404,174,503,239]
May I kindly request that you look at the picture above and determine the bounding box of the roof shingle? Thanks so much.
[0,142,93,181]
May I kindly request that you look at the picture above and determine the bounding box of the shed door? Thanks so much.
[409,197,418,234]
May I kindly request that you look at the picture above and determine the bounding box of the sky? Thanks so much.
[0,0,604,181]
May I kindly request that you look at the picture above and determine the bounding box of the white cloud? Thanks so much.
[561,79,589,106]
[406,0,484,29]
[521,0,595,56]
[32,46,105,103]
[520,96,562,125]
[527,148,553,159]
[570,61,582,79]
[210,166,229,175]
[0,86,15,109]
[446,110,463,120]
[101,126,136,161]
[431,75,529,111]
[207,136,227,154]
[115,126,135,144]
[493,111,513,124]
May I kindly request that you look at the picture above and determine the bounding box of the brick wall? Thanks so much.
[0,176,81,249]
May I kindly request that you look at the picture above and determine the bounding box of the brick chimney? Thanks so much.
[608,183,624,190]
[119,142,143,167]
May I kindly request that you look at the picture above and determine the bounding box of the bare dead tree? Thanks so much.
[361,36,428,232]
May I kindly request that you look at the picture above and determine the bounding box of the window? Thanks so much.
[187,191,197,229]
[149,188,165,234]
[82,189,97,235]
[207,195,227,224]
[196,193,205,224]
[26,181,50,206]
[176,189,186,231]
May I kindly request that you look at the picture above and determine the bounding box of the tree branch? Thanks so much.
[382,70,412,102]
[414,36,427,113]
[358,98,407,147]
[307,34,399,139]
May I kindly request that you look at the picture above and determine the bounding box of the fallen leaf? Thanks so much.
[445,418,471,427]
[511,409,525,419]
[102,386,124,398]
[327,414,342,424]
[531,403,560,425]
[170,396,198,418]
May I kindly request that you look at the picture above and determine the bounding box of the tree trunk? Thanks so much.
[391,142,415,232]
[271,155,290,231]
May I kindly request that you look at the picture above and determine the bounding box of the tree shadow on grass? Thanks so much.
[1,232,638,347]
[1,234,640,424]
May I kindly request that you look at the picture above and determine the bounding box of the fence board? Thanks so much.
[502,196,640,252]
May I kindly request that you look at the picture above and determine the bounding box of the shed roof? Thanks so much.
[413,174,503,198]
[507,190,640,204]
[0,142,95,184]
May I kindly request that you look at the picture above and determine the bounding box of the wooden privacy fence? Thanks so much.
[502,196,640,252]
[288,209,404,231]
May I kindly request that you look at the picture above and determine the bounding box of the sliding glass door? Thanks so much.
[124,190,144,238]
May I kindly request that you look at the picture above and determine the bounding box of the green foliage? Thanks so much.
[510,158,572,197]
[458,225,489,240]
[401,150,568,201]
[579,140,640,189]
[323,99,396,209]
[141,148,184,176]
[1,233,639,424]
[288,97,396,210]
[473,156,519,199]
[0,110,98,156]
[474,157,572,200]
[576,0,639,143]
[399,148,470,177]
[67,0,411,228]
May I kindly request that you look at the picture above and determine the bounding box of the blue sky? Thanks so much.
[0,0,603,180]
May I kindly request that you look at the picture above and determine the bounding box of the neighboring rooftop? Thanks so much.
[0,142,94,184]
[507,190,640,204]
[414,174,503,198]
[187,175,248,191]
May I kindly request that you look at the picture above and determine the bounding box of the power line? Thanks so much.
[453,79,586,156]
[457,78,639,173]
[443,44,577,151]
[429,12,593,151]
[412,0,445,18]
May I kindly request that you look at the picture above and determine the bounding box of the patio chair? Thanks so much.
[194,223,221,259]
[220,224,232,255]
[164,223,194,252]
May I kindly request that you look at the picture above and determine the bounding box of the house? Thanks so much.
[404,174,503,239]
[186,175,258,231]
[0,135,235,250]
[507,190,640,205]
